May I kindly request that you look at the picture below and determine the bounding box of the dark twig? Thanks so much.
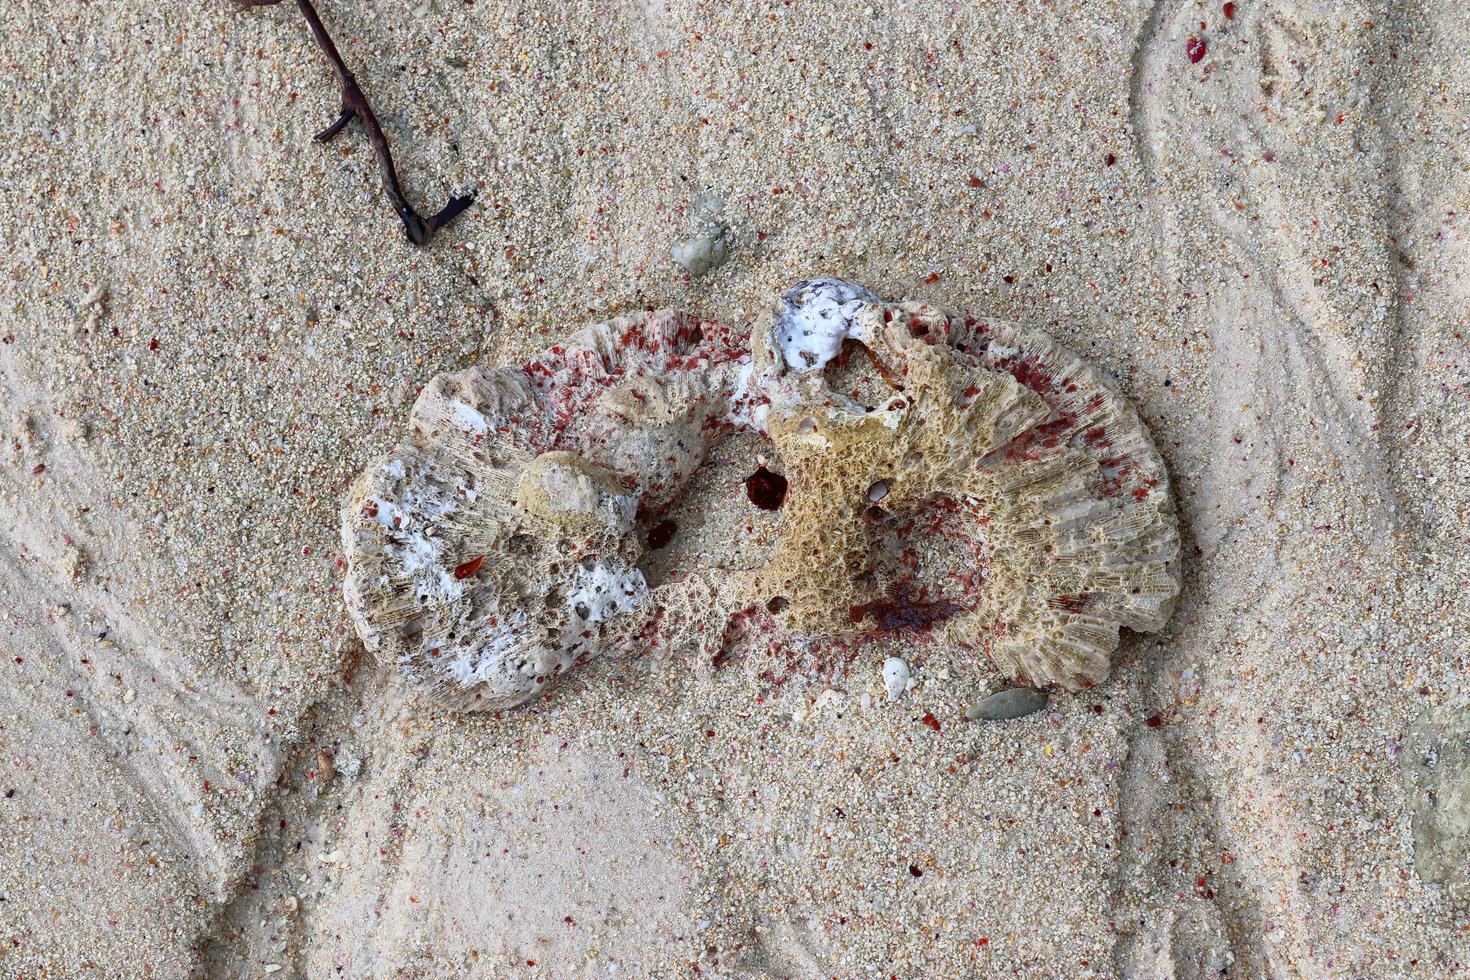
[234,0,474,245]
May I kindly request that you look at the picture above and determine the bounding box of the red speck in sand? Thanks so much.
[1186,37,1207,63]
[453,555,486,579]
[1223,2,1237,19]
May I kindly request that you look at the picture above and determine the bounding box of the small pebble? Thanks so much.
[671,226,731,277]
[966,687,1049,721]
[671,193,733,276]
[882,657,910,700]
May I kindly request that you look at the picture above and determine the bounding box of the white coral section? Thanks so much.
[341,310,747,711]
[566,561,649,628]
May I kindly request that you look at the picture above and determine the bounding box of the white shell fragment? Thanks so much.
[881,656,911,700]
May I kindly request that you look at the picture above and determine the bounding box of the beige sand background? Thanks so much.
[2,0,1469,976]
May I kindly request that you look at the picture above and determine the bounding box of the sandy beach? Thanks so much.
[2,0,1469,976]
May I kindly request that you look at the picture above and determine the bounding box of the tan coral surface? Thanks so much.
[751,279,1180,689]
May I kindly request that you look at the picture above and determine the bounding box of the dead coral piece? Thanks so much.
[748,278,1180,691]
[341,310,750,710]
[343,279,1180,709]
[233,0,473,245]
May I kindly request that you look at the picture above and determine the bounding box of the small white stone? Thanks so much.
[882,657,910,700]
[671,227,730,277]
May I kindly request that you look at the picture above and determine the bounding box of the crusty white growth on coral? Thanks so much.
[566,561,649,627]
[747,278,1181,691]
[341,310,750,711]
[771,277,880,371]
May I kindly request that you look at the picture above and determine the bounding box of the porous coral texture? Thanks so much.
[750,279,1180,690]
[341,310,749,710]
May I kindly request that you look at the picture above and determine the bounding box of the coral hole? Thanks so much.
[852,493,990,632]
[746,466,788,510]
[824,337,903,410]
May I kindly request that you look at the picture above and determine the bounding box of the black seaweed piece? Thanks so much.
[235,0,474,245]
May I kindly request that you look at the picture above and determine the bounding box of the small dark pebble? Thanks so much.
[3,788,14,799]
[746,466,788,510]
[966,687,1048,721]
